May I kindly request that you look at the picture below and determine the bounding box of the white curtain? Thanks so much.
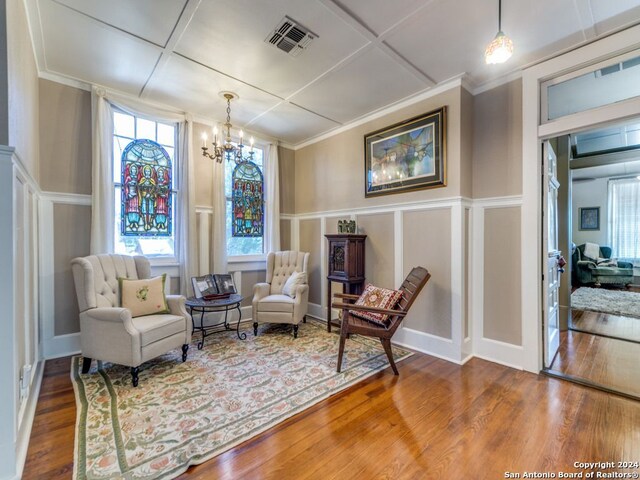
[90,88,197,294]
[178,117,198,295]
[264,143,280,253]
[90,87,114,254]
[608,178,640,262]
[210,140,228,273]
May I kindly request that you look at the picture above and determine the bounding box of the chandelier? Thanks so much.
[484,0,513,65]
[201,91,255,164]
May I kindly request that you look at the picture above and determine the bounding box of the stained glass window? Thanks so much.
[120,139,173,237]
[231,161,264,238]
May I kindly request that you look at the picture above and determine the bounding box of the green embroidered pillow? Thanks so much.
[119,274,169,317]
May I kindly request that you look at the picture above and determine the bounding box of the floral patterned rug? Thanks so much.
[71,319,412,480]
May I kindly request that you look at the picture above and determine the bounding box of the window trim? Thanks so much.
[111,107,180,265]
[224,140,267,259]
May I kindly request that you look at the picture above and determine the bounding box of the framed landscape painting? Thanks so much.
[364,106,446,197]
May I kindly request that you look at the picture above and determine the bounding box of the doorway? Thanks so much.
[542,120,640,399]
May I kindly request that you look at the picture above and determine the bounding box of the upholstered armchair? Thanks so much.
[71,254,191,387]
[252,251,310,338]
[572,244,633,287]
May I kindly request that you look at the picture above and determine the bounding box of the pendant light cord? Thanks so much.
[498,0,502,31]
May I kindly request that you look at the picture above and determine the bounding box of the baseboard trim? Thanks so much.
[393,326,464,364]
[43,333,81,360]
[13,360,44,480]
[473,337,525,370]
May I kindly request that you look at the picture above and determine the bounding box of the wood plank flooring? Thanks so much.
[23,352,640,479]
[551,330,640,398]
[571,308,640,342]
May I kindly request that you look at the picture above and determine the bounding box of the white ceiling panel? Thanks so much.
[385,0,582,84]
[39,0,162,95]
[174,0,369,99]
[290,47,426,123]
[52,0,186,46]
[334,0,432,36]
[590,0,640,35]
[247,102,340,144]
[144,55,282,125]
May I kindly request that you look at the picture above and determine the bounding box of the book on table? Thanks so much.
[191,274,237,300]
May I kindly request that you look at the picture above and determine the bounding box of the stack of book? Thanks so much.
[191,273,237,300]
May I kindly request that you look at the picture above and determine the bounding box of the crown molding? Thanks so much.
[39,71,91,92]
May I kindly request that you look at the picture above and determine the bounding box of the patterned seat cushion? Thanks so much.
[350,283,402,327]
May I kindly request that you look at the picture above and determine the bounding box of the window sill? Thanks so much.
[227,255,266,272]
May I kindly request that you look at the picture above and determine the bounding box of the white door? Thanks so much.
[542,141,562,368]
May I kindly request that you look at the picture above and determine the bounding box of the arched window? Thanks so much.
[231,161,264,238]
[121,139,173,237]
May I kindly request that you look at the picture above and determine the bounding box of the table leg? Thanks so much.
[224,307,231,330]
[198,309,205,350]
[235,304,246,340]
[327,280,332,333]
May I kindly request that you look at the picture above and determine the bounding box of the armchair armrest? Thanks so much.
[617,261,634,269]
[577,260,597,269]
[333,293,359,302]
[166,295,189,318]
[293,284,309,301]
[85,307,132,323]
[331,301,407,317]
[253,282,271,302]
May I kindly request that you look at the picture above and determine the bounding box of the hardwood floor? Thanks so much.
[571,308,640,343]
[24,352,640,479]
[551,330,640,398]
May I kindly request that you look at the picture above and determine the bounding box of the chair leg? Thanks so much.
[81,357,92,374]
[181,344,189,362]
[380,338,399,375]
[131,367,140,387]
[303,315,306,323]
[337,333,346,373]
[293,324,299,338]
[253,322,258,336]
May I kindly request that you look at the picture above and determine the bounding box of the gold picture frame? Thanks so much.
[364,106,446,197]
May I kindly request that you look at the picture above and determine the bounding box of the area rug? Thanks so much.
[571,287,640,318]
[71,319,412,480]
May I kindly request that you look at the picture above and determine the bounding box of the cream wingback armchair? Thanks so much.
[252,251,310,338]
[71,254,191,387]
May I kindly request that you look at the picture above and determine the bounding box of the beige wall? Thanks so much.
[54,203,92,335]
[193,121,214,207]
[280,219,291,250]
[472,79,522,199]
[402,209,452,338]
[295,86,463,213]
[39,79,92,194]
[241,270,266,307]
[356,213,395,289]
[299,219,321,305]
[279,146,295,214]
[6,0,39,180]
[460,87,474,198]
[572,177,608,246]
[483,207,522,345]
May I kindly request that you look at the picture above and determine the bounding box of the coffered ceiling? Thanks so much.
[25,0,640,145]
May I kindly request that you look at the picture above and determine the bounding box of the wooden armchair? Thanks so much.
[331,267,431,375]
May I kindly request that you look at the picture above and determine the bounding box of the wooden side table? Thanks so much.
[325,234,366,332]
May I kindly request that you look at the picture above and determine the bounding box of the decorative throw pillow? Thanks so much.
[350,283,402,327]
[119,274,169,317]
[282,271,307,298]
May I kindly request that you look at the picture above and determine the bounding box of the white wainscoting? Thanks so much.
[294,194,524,369]
[0,146,43,480]
[39,192,91,359]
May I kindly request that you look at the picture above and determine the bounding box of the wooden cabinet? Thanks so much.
[325,234,366,332]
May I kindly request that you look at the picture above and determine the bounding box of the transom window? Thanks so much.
[113,110,178,257]
[224,145,265,257]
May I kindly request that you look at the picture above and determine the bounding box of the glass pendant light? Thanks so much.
[485,0,513,64]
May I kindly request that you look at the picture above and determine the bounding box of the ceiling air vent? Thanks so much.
[265,16,317,57]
